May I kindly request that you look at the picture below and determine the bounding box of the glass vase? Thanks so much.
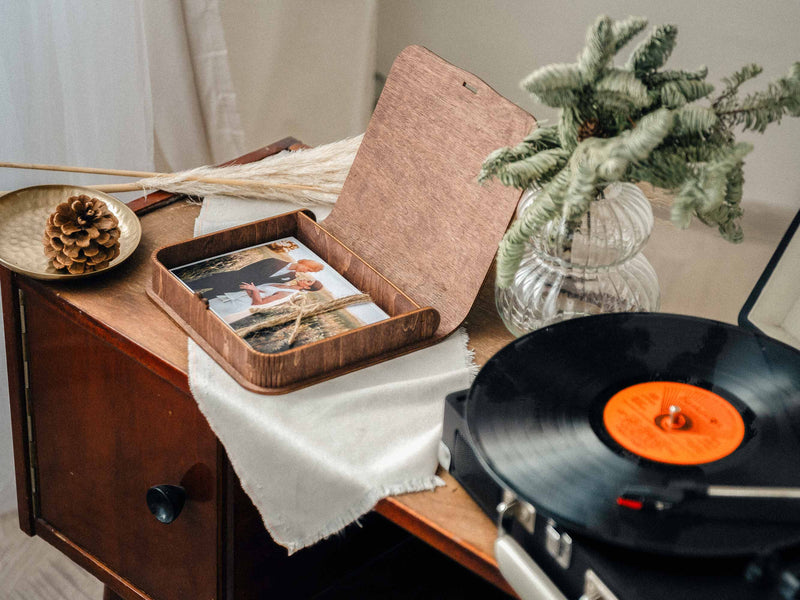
[495,182,660,337]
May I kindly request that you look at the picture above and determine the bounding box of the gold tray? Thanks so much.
[0,185,141,280]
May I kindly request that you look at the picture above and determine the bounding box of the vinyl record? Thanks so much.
[467,313,800,557]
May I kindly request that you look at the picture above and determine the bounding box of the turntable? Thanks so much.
[441,312,800,600]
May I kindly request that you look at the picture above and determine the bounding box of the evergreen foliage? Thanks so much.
[482,15,800,288]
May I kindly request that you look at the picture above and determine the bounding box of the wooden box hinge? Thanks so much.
[17,288,39,516]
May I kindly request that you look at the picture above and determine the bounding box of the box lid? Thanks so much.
[324,46,535,338]
[739,207,800,350]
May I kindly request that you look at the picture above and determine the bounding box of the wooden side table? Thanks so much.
[3,138,516,599]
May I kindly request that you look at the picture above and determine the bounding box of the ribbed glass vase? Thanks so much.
[496,183,660,337]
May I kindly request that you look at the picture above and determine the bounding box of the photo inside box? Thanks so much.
[152,210,438,369]
[150,210,439,390]
[170,235,390,353]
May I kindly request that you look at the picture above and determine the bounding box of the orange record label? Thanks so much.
[603,381,745,465]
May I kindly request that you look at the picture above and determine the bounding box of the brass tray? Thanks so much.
[0,184,141,280]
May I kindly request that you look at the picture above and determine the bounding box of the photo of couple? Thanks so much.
[171,237,389,353]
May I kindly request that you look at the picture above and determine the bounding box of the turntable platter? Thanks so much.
[466,313,800,557]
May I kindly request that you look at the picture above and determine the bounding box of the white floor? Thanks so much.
[0,511,102,600]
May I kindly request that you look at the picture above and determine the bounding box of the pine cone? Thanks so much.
[43,195,121,274]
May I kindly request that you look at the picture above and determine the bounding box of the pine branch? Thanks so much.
[713,63,763,109]
[671,105,719,136]
[561,163,600,225]
[611,16,648,52]
[495,169,573,286]
[591,108,675,180]
[671,142,751,239]
[483,15,800,289]
[523,125,563,149]
[595,68,652,110]
[578,15,615,81]
[479,126,562,182]
[479,143,537,183]
[626,151,695,189]
[717,163,746,242]
[724,161,745,210]
[492,148,570,189]
[496,110,673,286]
[716,63,800,132]
[559,105,583,151]
[645,66,708,86]
[626,24,678,74]
[521,63,584,107]
[657,81,686,108]
[657,79,715,108]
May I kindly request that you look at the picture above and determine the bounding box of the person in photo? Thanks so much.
[188,257,323,299]
[220,276,324,324]
[241,277,323,306]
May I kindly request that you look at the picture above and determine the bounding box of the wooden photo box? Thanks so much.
[148,46,535,393]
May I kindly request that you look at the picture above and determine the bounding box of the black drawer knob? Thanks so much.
[146,485,186,524]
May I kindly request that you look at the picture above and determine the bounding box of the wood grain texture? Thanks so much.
[0,505,104,599]
[22,282,219,600]
[103,587,125,600]
[149,210,439,391]
[6,204,515,597]
[296,214,419,316]
[35,521,154,600]
[146,45,534,393]
[226,474,414,599]
[375,264,516,595]
[5,141,518,596]
[376,470,517,597]
[463,263,516,366]
[153,209,314,268]
[324,45,534,338]
[0,269,35,534]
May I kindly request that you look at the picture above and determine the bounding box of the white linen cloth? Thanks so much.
[188,194,476,553]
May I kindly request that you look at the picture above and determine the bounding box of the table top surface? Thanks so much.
[24,181,792,596]
[26,196,520,593]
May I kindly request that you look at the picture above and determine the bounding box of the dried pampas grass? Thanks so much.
[137,135,362,206]
[1,134,363,206]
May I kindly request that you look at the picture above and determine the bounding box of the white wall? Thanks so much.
[377,0,800,212]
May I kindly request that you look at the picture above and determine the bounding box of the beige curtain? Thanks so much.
[219,0,377,148]
[146,0,379,167]
[0,1,378,514]
[144,0,246,170]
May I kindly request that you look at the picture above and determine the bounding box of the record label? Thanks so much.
[603,381,745,465]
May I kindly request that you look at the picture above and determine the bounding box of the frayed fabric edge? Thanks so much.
[280,475,445,555]
[456,326,480,379]
[188,340,447,556]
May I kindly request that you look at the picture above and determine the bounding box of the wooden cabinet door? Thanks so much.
[22,285,220,600]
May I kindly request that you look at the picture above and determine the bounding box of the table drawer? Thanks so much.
[23,285,219,600]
